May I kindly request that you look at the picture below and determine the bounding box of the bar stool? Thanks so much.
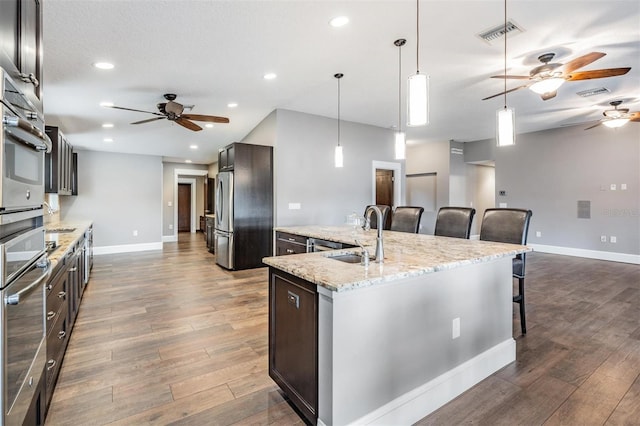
[434,207,476,239]
[390,206,424,233]
[479,208,533,334]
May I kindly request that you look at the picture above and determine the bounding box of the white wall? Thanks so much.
[59,150,162,251]
[266,109,402,227]
[161,162,209,237]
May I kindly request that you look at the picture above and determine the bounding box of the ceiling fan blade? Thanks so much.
[541,91,557,101]
[175,117,202,131]
[131,116,166,125]
[481,84,529,101]
[490,75,531,80]
[584,122,603,130]
[107,105,163,116]
[562,52,606,74]
[565,67,631,81]
[181,114,230,123]
[628,112,640,122]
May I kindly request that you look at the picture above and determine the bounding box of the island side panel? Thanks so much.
[318,257,514,425]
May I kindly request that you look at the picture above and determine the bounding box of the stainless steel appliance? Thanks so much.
[0,67,51,221]
[214,171,234,269]
[213,143,273,271]
[0,224,50,425]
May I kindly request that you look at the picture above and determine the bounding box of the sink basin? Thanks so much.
[46,227,76,233]
[325,252,374,264]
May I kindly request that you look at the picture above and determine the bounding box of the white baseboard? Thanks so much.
[93,242,163,255]
[530,244,640,265]
[162,235,178,243]
[346,338,516,426]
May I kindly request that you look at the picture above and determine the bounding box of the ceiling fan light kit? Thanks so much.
[529,77,565,95]
[602,118,630,128]
[407,0,429,127]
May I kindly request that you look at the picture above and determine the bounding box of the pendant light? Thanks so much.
[394,39,407,159]
[407,0,429,127]
[334,73,344,168]
[496,0,515,146]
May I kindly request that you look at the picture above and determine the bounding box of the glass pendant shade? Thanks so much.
[407,73,429,126]
[496,108,515,146]
[529,77,565,95]
[395,131,406,160]
[602,118,630,128]
[334,145,343,168]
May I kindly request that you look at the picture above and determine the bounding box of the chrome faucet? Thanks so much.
[43,201,55,215]
[363,205,384,263]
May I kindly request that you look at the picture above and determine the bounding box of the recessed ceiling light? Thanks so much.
[103,138,113,143]
[263,73,277,80]
[185,160,192,163]
[190,145,198,150]
[329,16,349,27]
[93,62,114,70]
[102,123,114,128]
[227,102,238,108]
[205,123,214,128]
[99,101,114,107]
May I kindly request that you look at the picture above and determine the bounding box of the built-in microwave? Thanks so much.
[0,68,50,219]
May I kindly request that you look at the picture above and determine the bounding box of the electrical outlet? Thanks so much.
[621,183,627,190]
[600,235,607,243]
[452,317,460,339]
[610,184,617,191]
[610,236,617,243]
[169,224,173,230]
[536,231,541,237]
[168,201,172,207]
[133,230,138,237]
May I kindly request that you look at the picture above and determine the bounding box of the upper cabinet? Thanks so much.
[0,0,43,112]
[218,144,235,172]
[45,126,76,195]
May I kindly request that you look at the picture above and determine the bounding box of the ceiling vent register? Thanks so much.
[478,20,523,43]
[576,87,610,97]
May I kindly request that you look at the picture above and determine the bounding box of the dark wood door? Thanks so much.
[376,169,395,206]
[178,183,191,232]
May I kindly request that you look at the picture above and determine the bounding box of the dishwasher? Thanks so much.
[308,238,352,252]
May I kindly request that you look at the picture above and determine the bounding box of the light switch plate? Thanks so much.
[610,184,617,191]
[288,203,301,210]
[499,202,507,208]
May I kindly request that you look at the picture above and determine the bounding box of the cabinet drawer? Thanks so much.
[276,232,307,246]
[46,303,68,401]
[276,240,307,256]
[46,275,68,334]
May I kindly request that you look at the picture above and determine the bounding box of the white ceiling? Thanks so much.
[42,0,640,164]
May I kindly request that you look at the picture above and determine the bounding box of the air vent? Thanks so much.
[478,20,524,43]
[576,87,610,97]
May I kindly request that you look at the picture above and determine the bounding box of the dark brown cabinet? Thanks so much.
[218,144,235,171]
[45,126,75,195]
[269,268,318,425]
[205,216,215,253]
[275,231,308,256]
[0,0,43,111]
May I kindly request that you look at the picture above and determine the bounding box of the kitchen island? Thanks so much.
[263,226,530,425]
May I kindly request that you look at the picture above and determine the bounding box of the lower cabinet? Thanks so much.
[23,370,46,426]
[43,234,86,418]
[268,268,318,425]
[205,216,215,253]
[275,231,308,256]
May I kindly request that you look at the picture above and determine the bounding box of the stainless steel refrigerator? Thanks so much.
[214,171,234,269]
[214,143,273,270]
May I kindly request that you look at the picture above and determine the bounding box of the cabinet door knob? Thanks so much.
[46,311,56,321]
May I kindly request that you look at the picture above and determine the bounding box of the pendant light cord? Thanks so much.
[398,42,402,133]
[337,76,341,147]
[416,0,420,74]
[503,0,507,111]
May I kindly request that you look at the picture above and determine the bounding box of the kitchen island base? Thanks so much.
[269,256,516,425]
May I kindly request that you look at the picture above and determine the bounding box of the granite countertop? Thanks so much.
[264,225,531,292]
[45,220,93,267]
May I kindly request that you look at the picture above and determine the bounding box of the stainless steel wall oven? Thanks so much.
[0,67,50,425]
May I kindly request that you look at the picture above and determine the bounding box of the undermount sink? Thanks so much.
[46,228,76,233]
[324,252,374,264]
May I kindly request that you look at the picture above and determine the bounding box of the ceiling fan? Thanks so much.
[584,100,640,130]
[106,93,230,131]
[483,52,631,101]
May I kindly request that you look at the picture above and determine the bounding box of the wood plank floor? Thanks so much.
[45,233,640,425]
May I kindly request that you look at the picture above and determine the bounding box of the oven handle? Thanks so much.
[5,258,52,306]
[3,115,52,153]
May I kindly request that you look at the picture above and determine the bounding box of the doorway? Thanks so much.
[371,160,402,209]
[178,183,191,232]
